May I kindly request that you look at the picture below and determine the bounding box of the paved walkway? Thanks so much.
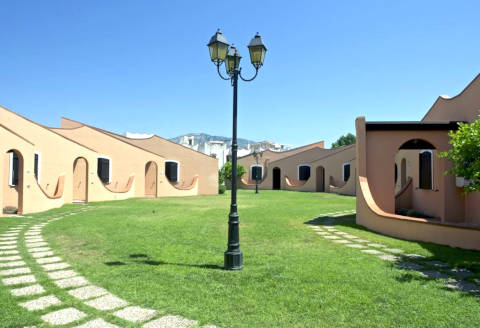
[1,207,220,328]
[307,212,480,295]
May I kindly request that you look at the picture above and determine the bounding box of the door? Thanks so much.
[273,167,281,190]
[145,161,158,197]
[73,158,87,202]
[316,166,325,192]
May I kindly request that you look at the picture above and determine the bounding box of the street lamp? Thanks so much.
[252,150,263,194]
[207,29,267,270]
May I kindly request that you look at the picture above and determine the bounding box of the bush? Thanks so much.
[218,184,226,194]
[219,162,247,183]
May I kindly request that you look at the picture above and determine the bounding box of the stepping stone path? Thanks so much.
[308,214,479,297]
[0,209,221,328]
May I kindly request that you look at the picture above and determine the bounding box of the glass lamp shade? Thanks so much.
[225,45,242,76]
[207,29,229,63]
[248,33,267,68]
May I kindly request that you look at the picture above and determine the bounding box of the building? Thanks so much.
[1,107,218,216]
[355,74,480,250]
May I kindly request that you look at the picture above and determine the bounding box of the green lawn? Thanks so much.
[1,190,479,327]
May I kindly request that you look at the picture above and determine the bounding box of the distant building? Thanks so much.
[179,135,228,169]
[249,141,291,153]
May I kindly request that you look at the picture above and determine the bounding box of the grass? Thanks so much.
[1,190,479,327]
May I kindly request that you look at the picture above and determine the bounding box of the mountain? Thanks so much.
[170,133,256,149]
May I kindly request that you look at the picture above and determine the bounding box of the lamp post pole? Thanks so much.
[207,30,267,270]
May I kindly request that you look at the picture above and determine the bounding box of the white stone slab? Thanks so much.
[425,260,448,267]
[343,234,358,239]
[0,241,17,245]
[25,238,44,243]
[20,295,62,311]
[378,254,399,261]
[29,247,51,253]
[361,249,384,255]
[403,254,426,260]
[54,276,89,289]
[0,233,18,237]
[26,242,48,248]
[2,274,36,285]
[0,255,21,261]
[37,257,61,264]
[324,235,341,240]
[32,251,54,258]
[42,307,86,325]
[113,306,157,322]
[47,269,77,280]
[351,239,369,243]
[0,267,31,276]
[0,245,17,250]
[85,294,128,310]
[345,244,365,249]
[315,232,330,235]
[367,243,386,248]
[332,239,350,244]
[143,315,198,328]
[395,261,424,270]
[42,262,70,271]
[0,237,17,241]
[68,285,108,300]
[0,260,25,268]
[11,284,46,297]
[75,318,121,328]
[384,248,404,254]
[0,250,19,255]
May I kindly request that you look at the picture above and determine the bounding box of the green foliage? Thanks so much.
[331,133,356,148]
[439,119,480,193]
[218,184,226,194]
[219,161,247,182]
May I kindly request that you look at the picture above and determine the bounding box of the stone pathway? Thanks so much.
[308,213,480,296]
[0,207,220,328]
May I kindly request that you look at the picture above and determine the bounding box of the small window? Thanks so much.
[298,165,311,181]
[97,157,111,183]
[34,152,41,183]
[165,161,179,182]
[419,150,433,190]
[342,163,351,182]
[394,163,398,184]
[8,151,19,186]
[250,165,263,180]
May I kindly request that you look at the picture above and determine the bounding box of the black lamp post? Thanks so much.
[252,150,263,194]
[207,29,267,270]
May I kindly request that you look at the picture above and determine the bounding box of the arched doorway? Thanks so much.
[3,150,23,214]
[272,167,281,190]
[316,166,325,192]
[145,161,158,197]
[73,157,88,202]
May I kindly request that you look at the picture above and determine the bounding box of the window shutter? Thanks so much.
[34,153,39,180]
[12,152,19,186]
[419,152,432,189]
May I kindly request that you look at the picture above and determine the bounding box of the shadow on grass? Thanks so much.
[105,256,223,270]
[305,213,480,299]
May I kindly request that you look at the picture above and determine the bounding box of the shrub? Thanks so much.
[219,162,247,183]
[218,184,226,194]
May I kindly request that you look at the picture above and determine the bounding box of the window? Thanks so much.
[8,151,19,186]
[34,152,41,183]
[342,163,351,182]
[97,157,111,183]
[165,161,179,182]
[394,163,398,184]
[250,165,263,180]
[298,165,311,181]
[419,150,433,190]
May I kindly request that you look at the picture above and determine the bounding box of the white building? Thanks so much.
[179,136,228,169]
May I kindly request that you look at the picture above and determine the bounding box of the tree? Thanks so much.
[331,133,356,148]
[439,119,480,193]
[219,162,247,183]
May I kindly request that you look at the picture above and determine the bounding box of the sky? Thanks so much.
[1,1,479,148]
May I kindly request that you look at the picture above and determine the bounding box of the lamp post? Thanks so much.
[207,29,267,270]
[252,150,263,194]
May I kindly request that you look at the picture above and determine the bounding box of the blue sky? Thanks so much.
[1,1,479,147]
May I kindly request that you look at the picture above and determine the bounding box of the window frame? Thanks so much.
[419,150,434,190]
[34,151,41,184]
[97,156,112,184]
[165,160,180,183]
[8,152,17,186]
[342,162,351,182]
[297,164,311,181]
[250,164,263,180]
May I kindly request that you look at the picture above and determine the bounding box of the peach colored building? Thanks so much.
[356,74,480,250]
[237,141,356,196]
[1,106,217,216]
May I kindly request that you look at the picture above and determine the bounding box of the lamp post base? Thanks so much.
[224,250,243,270]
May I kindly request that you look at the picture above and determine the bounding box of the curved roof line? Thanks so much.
[308,144,356,164]
[61,117,216,161]
[421,73,480,121]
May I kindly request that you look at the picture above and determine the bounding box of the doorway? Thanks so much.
[145,161,158,197]
[273,167,281,190]
[73,157,88,202]
[3,150,23,214]
[316,166,325,192]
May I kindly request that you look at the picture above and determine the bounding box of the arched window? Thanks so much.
[250,165,263,180]
[419,150,433,190]
[298,165,311,181]
[342,163,351,182]
[97,156,111,183]
[165,161,179,182]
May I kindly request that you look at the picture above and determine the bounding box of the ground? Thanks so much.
[0,190,479,328]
